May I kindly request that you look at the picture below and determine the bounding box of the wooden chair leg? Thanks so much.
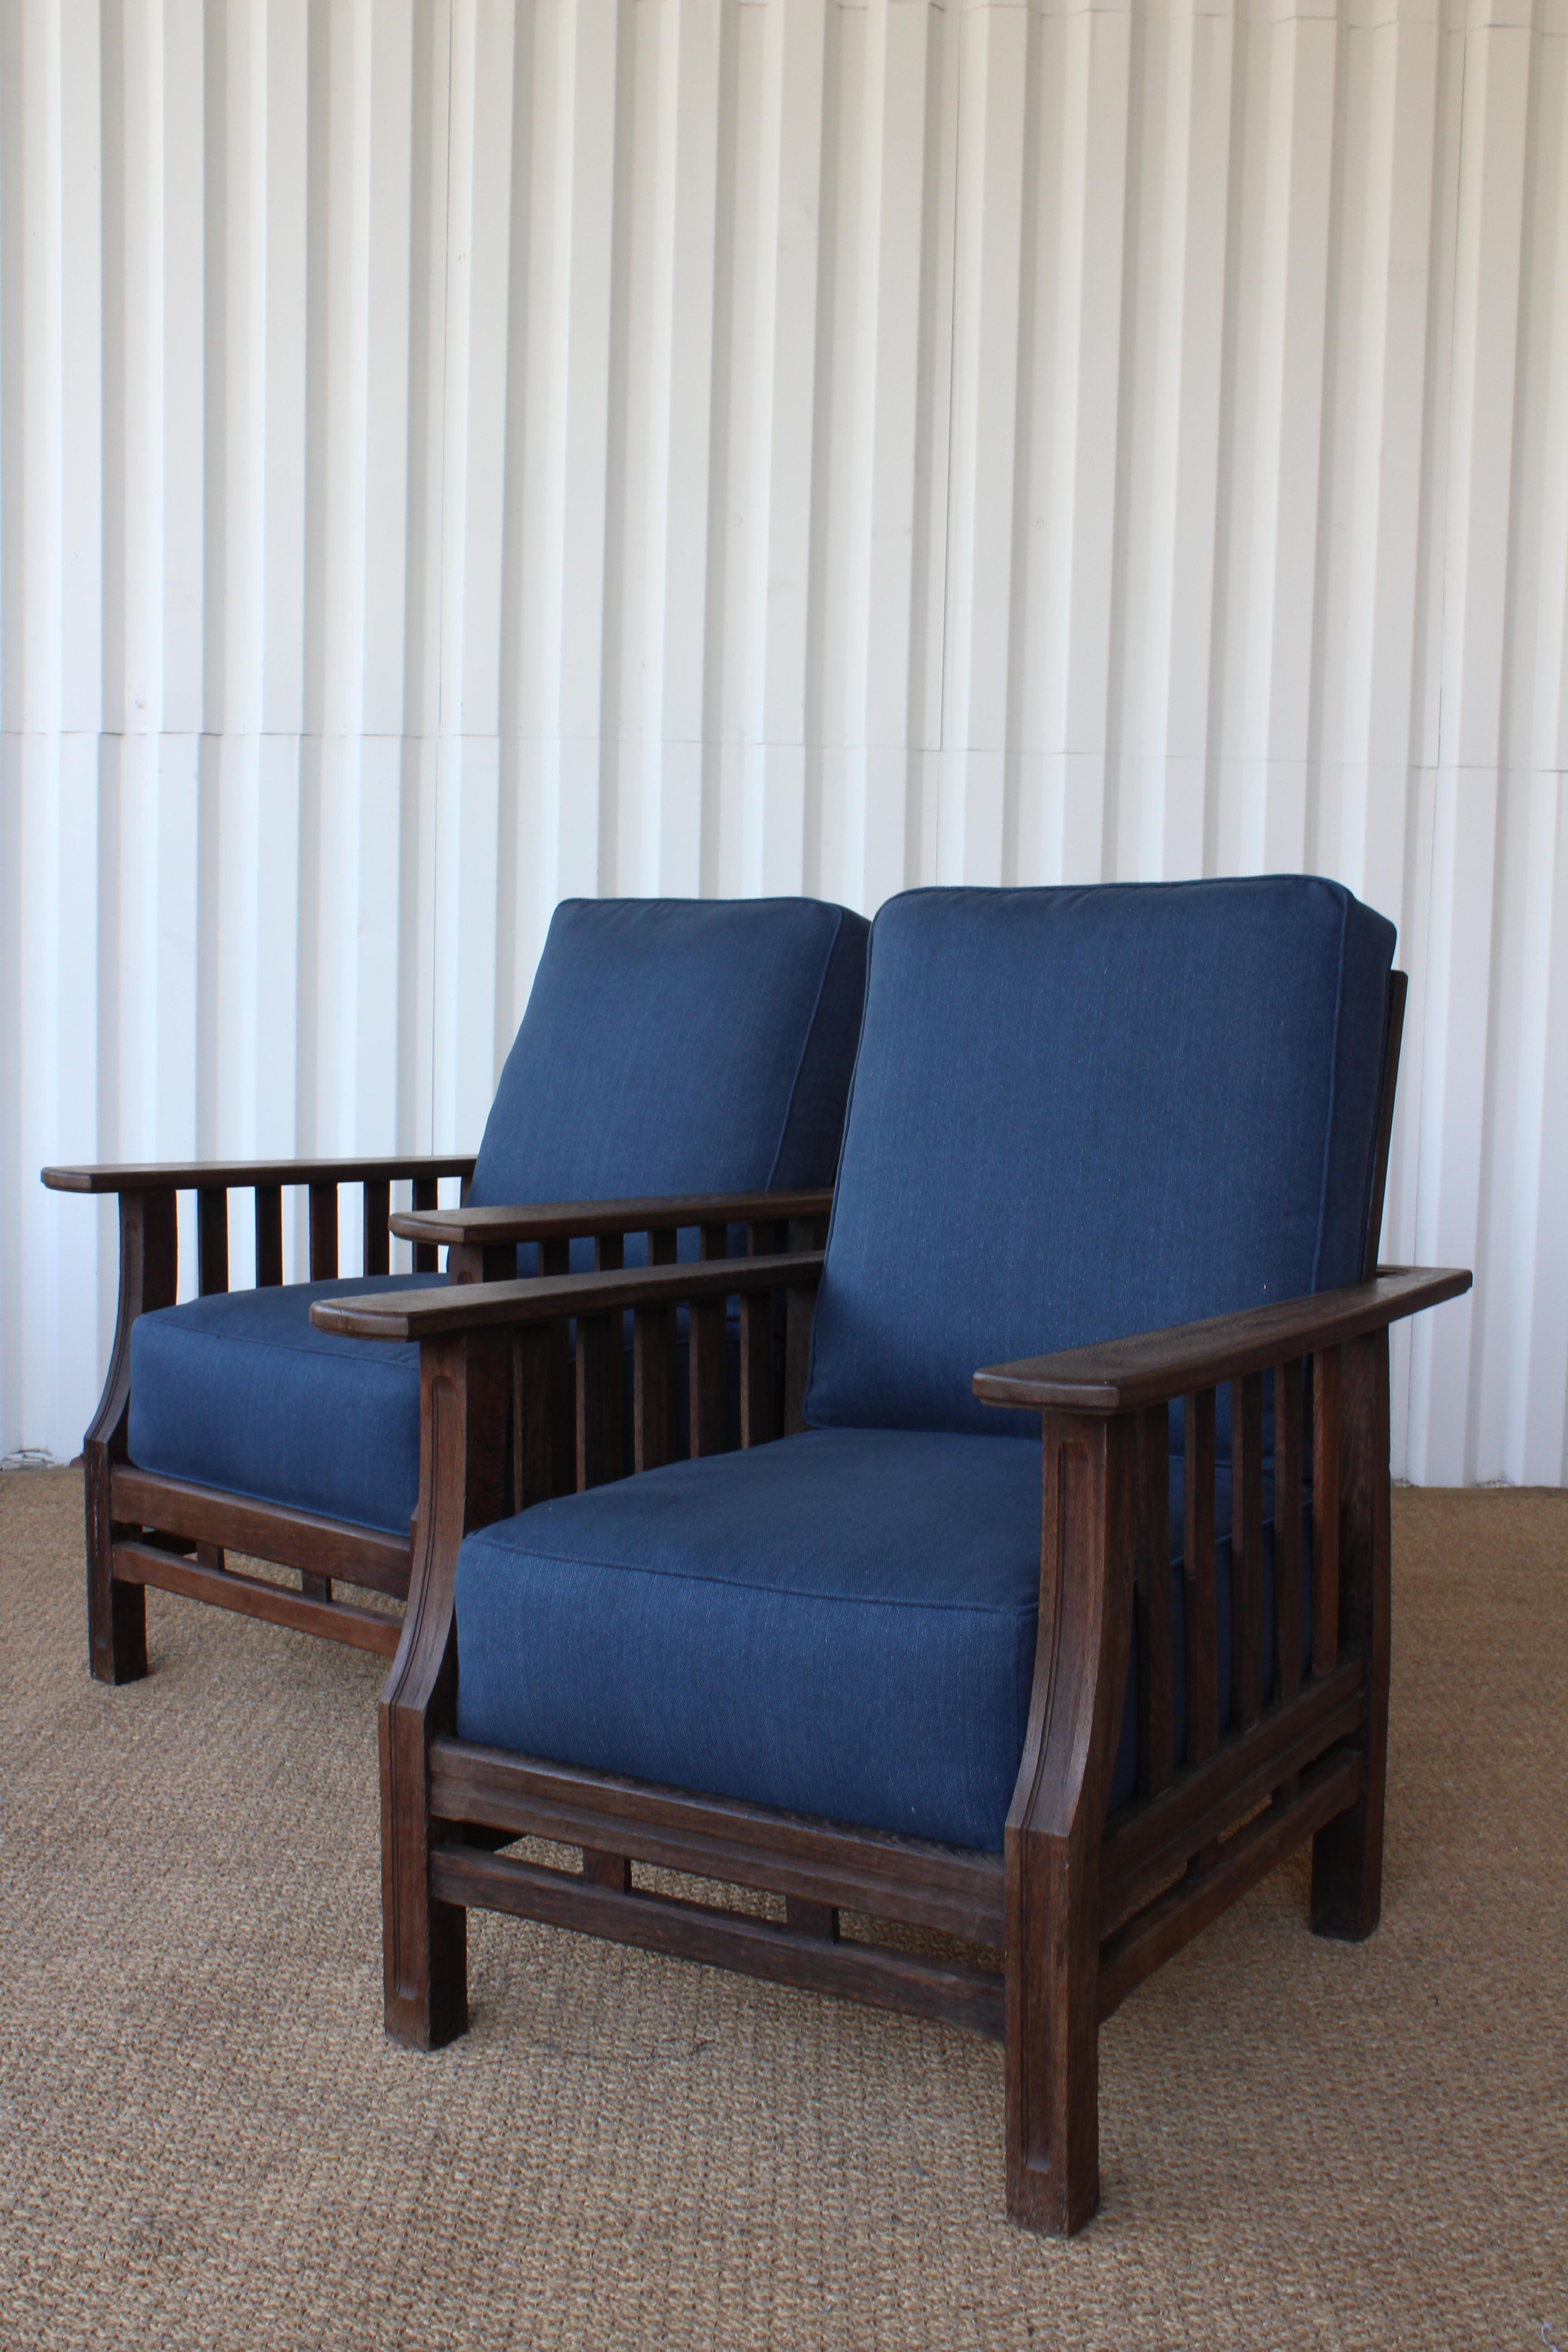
[1311,1329,1391,1940]
[380,1328,510,2048]
[83,1189,176,1685]
[85,1437,146,1685]
[381,1694,468,2048]
[1005,1412,1134,2234]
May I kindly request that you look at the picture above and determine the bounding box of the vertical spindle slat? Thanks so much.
[363,1180,391,1276]
[1182,1389,1218,1766]
[411,1176,439,1272]
[1135,1402,1174,1797]
[576,1312,622,1490]
[689,1223,729,1457]
[595,1232,625,1274]
[254,1185,284,1286]
[634,1304,676,1471]
[197,1188,229,1296]
[1273,1359,1304,1707]
[539,1238,575,1494]
[1231,1372,1264,1732]
[513,1324,559,1509]
[1312,1346,1341,1675]
[309,1184,338,1280]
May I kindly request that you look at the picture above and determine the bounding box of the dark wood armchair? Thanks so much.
[310,880,1472,2233]
[40,893,868,1686]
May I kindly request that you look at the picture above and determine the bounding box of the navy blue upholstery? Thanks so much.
[454,876,1391,1849]
[805,878,1393,1440]
[455,1428,1310,1850]
[129,1276,438,1536]
[470,896,867,1209]
[127,896,869,1532]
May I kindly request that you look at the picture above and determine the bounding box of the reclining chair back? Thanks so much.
[805,878,1395,1440]
[470,897,869,1240]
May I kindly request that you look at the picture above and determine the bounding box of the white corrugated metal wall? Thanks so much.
[1,0,1564,1484]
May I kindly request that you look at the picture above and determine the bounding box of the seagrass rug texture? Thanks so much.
[1,1470,1563,2352]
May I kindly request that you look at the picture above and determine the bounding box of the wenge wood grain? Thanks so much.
[1098,1752,1362,2021]
[43,1154,474,1194]
[109,1465,413,1597]
[972,1267,1471,1412]
[430,1843,1005,2043]
[310,1251,825,1341]
[113,1539,401,1656]
[388,1189,834,1250]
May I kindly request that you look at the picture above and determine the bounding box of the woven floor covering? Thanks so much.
[2,1470,1564,2350]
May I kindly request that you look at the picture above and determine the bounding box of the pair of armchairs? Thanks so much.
[49,878,1468,2236]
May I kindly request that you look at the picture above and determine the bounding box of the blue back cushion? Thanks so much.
[468,897,868,1205]
[805,878,1394,1438]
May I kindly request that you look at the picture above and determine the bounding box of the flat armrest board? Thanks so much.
[42,1155,475,1195]
[389,1190,833,1249]
[972,1266,1471,1413]
[310,1250,825,1341]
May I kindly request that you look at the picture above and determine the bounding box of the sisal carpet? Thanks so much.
[1,1470,1563,2350]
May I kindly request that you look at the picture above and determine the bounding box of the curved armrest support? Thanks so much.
[971,1266,1471,1415]
[42,1154,474,1194]
[310,1250,826,1341]
[388,1189,833,1251]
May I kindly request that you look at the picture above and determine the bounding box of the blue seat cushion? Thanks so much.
[454,1428,1310,1852]
[805,879,1394,1444]
[469,896,868,1214]
[128,1279,751,1532]
[128,1277,441,1537]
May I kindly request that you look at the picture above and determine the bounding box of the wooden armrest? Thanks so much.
[387,1189,834,1249]
[42,1154,475,1196]
[310,1251,825,1341]
[971,1265,1472,1415]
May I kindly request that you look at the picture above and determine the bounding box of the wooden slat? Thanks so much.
[582,1848,632,1893]
[308,1183,338,1281]
[1134,1402,1174,1796]
[1098,1753,1363,2021]
[254,1184,284,1287]
[197,1187,229,1297]
[973,1266,1472,1412]
[411,1176,439,1273]
[42,1153,475,1195]
[1274,1359,1305,1708]
[539,1238,576,1495]
[109,1463,413,1595]
[310,1250,824,1342]
[430,1843,1005,2042]
[785,1897,840,1941]
[633,1303,677,1473]
[387,1189,835,1250]
[576,1312,623,1490]
[595,1232,625,1274]
[363,1179,391,1277]
[513,1324,559,1511]
[113,1539,401,1656]
[1312,1345,1342,1675]
[1231,1370,1263,1732]
[1100,1658,1366,1927]
[740,1289,774,1449]
[428,1737,1004,1922]
[1182,1388,1218,1767]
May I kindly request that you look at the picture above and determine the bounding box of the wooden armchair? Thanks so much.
[314,878,1470,2232]
[41,896,867,1686]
